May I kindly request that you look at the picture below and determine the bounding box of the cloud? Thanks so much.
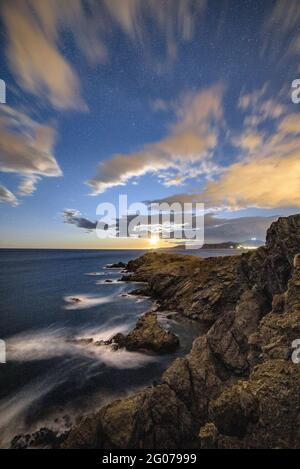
[1,0,207,108]
[201,154,300,210]
[235,131,264,151]
[104,0,206,61]
[165,155,300,212]
[0,105,62,204]
[152,83,300,211]
[62,209,97,231]
[61,205,276,244]
[17,176,40,197]
[151,99,169,112]
[88,81,300,210]
[0,106,62,177]
[0,185,18,206]
[204,213,277,242]
[88,84,224,194]
[264,0,300,35]
[238,85,287,126]
[262,0,300,64]
[278,114,300,134]
[1,0,89,110]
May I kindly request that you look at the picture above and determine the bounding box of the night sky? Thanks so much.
[0,0,299,248]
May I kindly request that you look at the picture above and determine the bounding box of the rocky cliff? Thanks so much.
[18,214,300,449]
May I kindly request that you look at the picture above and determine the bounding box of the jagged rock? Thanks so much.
[61,415,101,449]
[64,384,195,449]
[207,290,268,375]
[285,255,300,313]
[109,262,126,268]
[199,423,219,449]
[208,359,300,448]
[126,252,242,323]
[271,293,285,314]
[11,428,66,449]
[163,335,226,421]
[249,255,300,362]
[94,339,111,346]
[112,311,179,353]
[239,214,300,300]
[51,215,300,449]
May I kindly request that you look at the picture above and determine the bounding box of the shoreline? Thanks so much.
[8,263,196,449]
[9,214,300,449]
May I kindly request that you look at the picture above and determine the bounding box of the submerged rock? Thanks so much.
[70,297,81,303]
[108,262,126,269]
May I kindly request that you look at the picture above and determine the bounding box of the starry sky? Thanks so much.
[0,0,300,249]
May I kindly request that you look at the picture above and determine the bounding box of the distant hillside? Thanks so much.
[168,240,265,250]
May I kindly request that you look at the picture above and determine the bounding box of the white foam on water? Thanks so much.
[84,272,106,276]
[93,347,156,369]
[76,323,129,342]
[0,372,65,448]
[103,266,124,272]
[6,328,156,369]
[119,292,150,303]
[63,294,113,310]
[96,279,125,285]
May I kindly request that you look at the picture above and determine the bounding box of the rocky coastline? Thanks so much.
[12,214,300,449]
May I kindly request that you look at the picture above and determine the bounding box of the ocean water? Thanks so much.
[0,248,241,447]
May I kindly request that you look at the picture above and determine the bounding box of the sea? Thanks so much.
[0,248,241,447]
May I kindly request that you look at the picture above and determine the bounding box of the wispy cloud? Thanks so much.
[204,214,277,243]
[62,209,97,231]
[0,105,62,204]
[104,0,206,62]
[1,0,207,109]
[0,106,61,176]
[1,0,89,110]
[88,84,224,194]
[17,175,40,197]
[262,0,300,66]
[0,185,18,206]
[201,154,300,210]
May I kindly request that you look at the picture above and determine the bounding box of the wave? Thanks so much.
[119,292,150,302]
[63,294,113,310]
[96,279,125,285]
[6,327,156,369]
[84,271,106,276]
[0,373,67,448]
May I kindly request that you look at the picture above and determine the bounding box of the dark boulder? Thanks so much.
[113,312,179,353]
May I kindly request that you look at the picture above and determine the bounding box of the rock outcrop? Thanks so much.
[124,252,242,324]
[108,262,126,269]
[11,428,66,449]
[17,214,300,449]
[113,311,179,353]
